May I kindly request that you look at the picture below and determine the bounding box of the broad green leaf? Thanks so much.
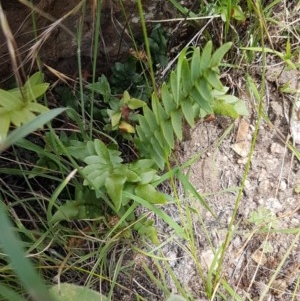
[50,201,80,223]
[119,121,135,133]
[154,127,168,151]
[191,47,201,82]
[66,140,90,160]
[138,170,158,184]
[194,80,213,112]
[204,70,224,90]
[212,99,239,118]
[21,83,50,102]
[161,119,174,149]
[88,171,110,189]
[181,58,192,97]
[150,137,165,169]
[176,48,188,102]
[161,83,176,114]
[127,97,146,109]
[143,106,158,128]
[105,175,127,211]
[170,71,179,105]
[133,219,159,244]
[233,99,249,116]
[210,42,232,68]
[129,159,154,171]
[26,102,49,113]
[135,184,166,204]
[152,93,168,122]
[10,109,35,127]
[0,88,22,109]
[24,71,43,86]
[181,98,195,127]
[231,5,246,21]
[84,155,107,165]
[199,41,212,75]
[137,115,151,138]
[50,283,108,301]
[124,169,140,182]
[86,74,111,102]
[111,111,122,128]
[171,110,183,140]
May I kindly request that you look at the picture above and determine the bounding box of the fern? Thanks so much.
[135,42,248,169]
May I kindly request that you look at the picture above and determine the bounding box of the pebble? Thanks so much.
[270,142,285,154]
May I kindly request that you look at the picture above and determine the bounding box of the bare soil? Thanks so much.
[158,65,300,300]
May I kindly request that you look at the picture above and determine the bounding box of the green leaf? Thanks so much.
[125,191,187,239]
[0,115,10,141]
[161,119,174,149]
[50,201,80,223]
[204,70,224,90]
[138,170,158,184]
[135,184,166,204]
[127,98,146,110]
[152,93,168,122]
[181,58,192,96]
[21,83,50,102]
[231,5,246,21]
[161,83,176,114]
[129,159,155,171]
[153,128,168,152]
[133,219,159,244]
[105,175,127,211]
[0,203,55,301]
[191,47,201,82]
[181,98,195,127]
[143,105,158,128]
[124,169,141,182]
[193,80,213,113]
[0,88,22,109]
[199,41,212,75]
[86,74,111,102]
[110,111,122,128]
[50,283,108,301]
[25,71,43,86]
[170,110,183,140]
[170,71,179,105]
[210,42,232,68]
[150,137,165,169]
[212,99,239,118]
[0,108,66,152]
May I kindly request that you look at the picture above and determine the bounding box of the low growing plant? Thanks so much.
[27,41,248,245]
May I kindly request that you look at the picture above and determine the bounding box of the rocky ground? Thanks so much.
[159,64,300,300]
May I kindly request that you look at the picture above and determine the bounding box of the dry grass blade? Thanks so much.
[22,1,83,69]
[0,3,25,89]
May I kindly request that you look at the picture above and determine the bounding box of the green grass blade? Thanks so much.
[124,191,188,240]
[0,202,55,301]
[0,107,66,153]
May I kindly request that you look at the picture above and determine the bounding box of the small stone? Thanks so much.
[251,249,267,265]
[270,142,284,154]
[279,180,287,191]
[265,198,283,212]
[232,141,250,157]
[237,157,248,164]
[200,249,216,271]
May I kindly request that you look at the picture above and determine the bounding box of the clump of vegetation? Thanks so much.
[1,0,299,300]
